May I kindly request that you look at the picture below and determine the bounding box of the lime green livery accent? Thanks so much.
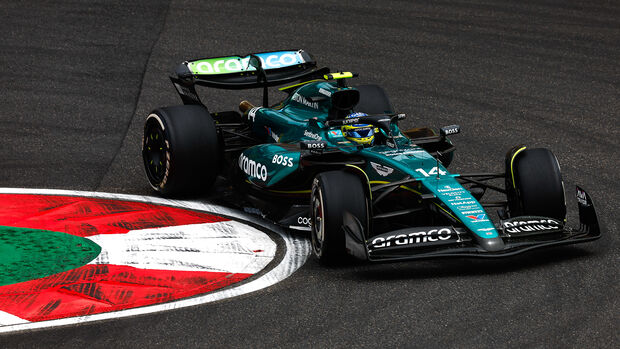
[279,79,322,91]
[324,72,354,80]
[345,164,373,200]
[188,56,250,75]
[510,146,527,188]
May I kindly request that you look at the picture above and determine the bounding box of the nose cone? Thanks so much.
[478,237,505,252]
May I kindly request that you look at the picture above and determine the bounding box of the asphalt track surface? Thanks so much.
[1,0,618,347]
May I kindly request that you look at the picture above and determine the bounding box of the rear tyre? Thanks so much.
[142,105,220,196]
[354,84,394,114]
[310,171,368,265]
[508,148,566,220]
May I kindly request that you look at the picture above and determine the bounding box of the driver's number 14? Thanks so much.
[415,167,446,177]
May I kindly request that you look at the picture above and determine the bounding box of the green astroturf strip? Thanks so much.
[0,226,101,286]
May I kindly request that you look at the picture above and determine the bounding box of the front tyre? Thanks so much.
[142,105,220,196]
[507,147,566,220]
[310,171,368,265]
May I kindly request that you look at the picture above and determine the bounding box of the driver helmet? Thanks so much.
[341,112,375,146]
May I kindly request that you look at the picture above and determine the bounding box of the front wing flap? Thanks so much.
[344,185,601,262]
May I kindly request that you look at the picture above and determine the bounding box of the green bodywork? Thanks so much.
[238,81,498,240]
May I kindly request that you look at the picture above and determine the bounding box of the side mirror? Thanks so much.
[440,125,460,137]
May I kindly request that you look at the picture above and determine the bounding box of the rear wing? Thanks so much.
[170,49,329,106]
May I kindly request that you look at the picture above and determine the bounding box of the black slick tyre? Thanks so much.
[508,148,566,220]
[142,105,220,196]
[310,170,368,265]
[354,84,394,114]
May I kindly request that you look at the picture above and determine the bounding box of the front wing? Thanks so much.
[344,186,601,262]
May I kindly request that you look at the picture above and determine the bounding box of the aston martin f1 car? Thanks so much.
[142,49,600,264]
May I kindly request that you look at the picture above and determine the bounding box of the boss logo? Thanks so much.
[301,141,327,150]
[272,154,294,167]
[440,125,460,137]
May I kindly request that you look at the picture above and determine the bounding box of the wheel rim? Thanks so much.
[311,184,325,255]
[143,119,167,185]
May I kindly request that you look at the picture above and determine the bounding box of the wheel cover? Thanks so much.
[143,119,167,185]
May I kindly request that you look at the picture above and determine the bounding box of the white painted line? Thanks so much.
[0,188,311,334]
[87,221,277,274]
[0,311,27,326]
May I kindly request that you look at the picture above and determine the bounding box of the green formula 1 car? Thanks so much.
[142,49,600,264]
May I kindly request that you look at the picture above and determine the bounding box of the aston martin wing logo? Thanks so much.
[370,162,394,177]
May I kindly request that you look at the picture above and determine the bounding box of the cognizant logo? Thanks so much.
[239,153,268,181]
